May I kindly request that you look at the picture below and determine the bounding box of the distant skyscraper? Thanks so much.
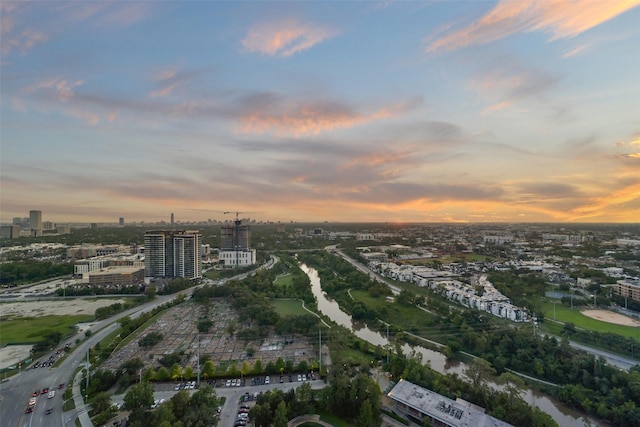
[144,230,202,279]
[29,210,42,235]
[119,217,125,226]
[171,213,175,225]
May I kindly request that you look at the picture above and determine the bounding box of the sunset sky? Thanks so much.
[1,1,639,224]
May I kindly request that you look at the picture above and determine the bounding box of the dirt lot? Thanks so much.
[581,309,640,326]
[102,299,315,374]
[0,298,127,319]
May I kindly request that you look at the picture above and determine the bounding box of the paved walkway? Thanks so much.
[72,369,93,427]
[288,414,334,427]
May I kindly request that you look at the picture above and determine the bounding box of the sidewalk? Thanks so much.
[72,369,93,427]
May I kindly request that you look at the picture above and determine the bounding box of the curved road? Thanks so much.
[1,256,279,427]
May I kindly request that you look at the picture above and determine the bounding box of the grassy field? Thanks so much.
[319,411,355,427]
[0,315,92,346]
[349,290,436,335]
[542,301,640,340]
[270,299,309,317]
[273,273,294,287]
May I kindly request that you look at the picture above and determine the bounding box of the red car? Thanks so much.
[58,383,65,389]
[25,406,34,414]
[32,390,40,397]
[42,387,49,394]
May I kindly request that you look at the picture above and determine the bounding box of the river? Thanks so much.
[300,263,603,427]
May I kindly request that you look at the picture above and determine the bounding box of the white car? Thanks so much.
[236,378,241,387]
[47,390,55,399]
[297,374,302,382]
[226,380,231,387]
[265,376,270,384]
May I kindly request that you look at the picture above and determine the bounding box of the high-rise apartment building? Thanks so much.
[144,230,202,279]
[119,217,125,226]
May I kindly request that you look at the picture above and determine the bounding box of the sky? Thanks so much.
[1,1,639,224]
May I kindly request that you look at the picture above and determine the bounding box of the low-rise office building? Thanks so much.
[88,267,144,286]
[387,379,513,427]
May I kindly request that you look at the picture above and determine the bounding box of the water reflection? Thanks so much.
[301,263,601,427]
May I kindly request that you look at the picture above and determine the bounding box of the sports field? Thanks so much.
[543,302,640,339]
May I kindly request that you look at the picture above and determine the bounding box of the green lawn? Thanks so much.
[319,411,354,427]
[542,301,640,340]
[350,289,436,335]
[270,299,309,317]
[273,273,294,287]
[0,315,92,346]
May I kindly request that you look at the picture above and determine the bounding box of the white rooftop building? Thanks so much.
[387,379,513,427]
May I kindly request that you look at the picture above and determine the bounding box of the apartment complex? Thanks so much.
[144,230,202,279]
[617,279,640,302]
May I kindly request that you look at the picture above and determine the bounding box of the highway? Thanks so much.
[0,257,278,427]
[0,292,178,427]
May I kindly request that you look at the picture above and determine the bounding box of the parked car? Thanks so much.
[265,375,270,385]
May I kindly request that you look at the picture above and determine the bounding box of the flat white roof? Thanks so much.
[387,379,513,427]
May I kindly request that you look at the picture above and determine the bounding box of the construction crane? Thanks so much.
[223,211,241,221]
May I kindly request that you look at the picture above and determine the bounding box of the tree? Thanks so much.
[171,390,190,420]
[183,385,219,426]
[90,391,113,415]
[464,357,495,390]
[151,403,176,427]
[184,365,194,380]
[498,372,525,411]
[124,382,154,426]
[171,363,183,381]
[357,399,377,427]
[202,360,215,380]
[249,402,272,427]
[156,367,171,382]
[197,318,213,333]
[273,400,288,427]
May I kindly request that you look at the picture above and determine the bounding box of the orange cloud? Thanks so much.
[569,182,640,220]
[241,19,337,57]
[427,0,640,52]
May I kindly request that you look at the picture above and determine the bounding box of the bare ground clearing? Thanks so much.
[580,309,640,327]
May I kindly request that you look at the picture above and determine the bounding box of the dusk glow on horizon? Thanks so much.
[1,1,639,224]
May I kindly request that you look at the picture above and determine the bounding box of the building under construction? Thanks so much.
[219,217,256,268]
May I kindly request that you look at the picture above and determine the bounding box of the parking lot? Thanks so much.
[126,376,325,427]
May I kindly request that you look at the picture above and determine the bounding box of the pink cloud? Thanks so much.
[427,0,640,53]
[1,28,48,55]
[241,19,337,57]
[239,96,421,136]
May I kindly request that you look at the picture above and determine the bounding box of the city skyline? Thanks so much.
[1,1,639,224]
